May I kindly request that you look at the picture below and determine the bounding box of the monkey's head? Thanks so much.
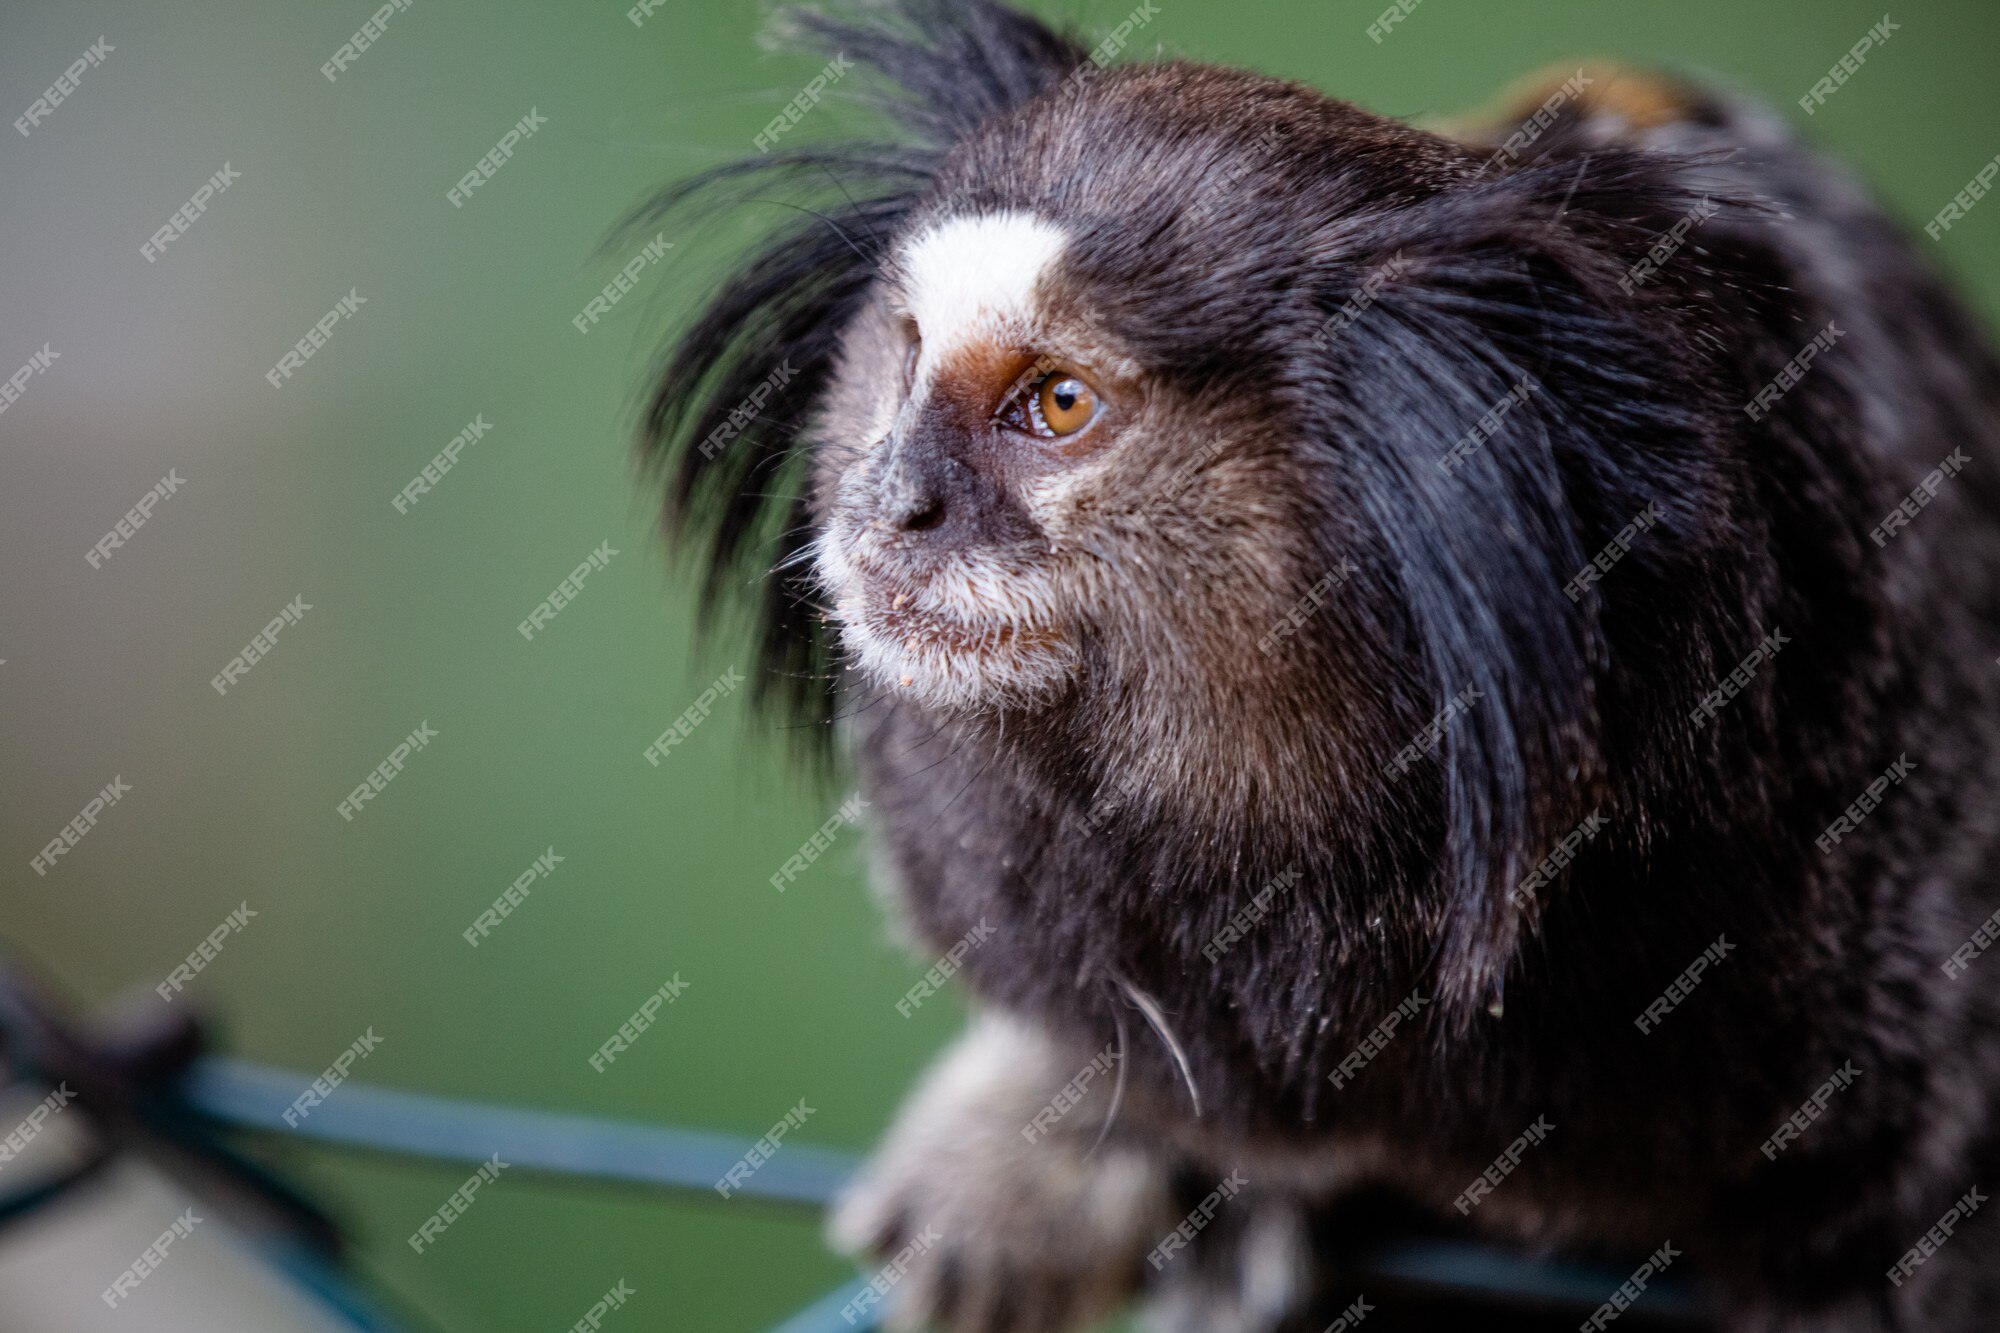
[641,1,1759,1014]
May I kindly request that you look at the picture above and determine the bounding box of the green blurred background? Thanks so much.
[2,0,1996,1328]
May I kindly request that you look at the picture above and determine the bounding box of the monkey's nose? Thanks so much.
[877,414,974,540]
[889,490,945,532]
[878,439,952,533]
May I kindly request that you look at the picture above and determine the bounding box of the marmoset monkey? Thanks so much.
[637,3,2000,1328]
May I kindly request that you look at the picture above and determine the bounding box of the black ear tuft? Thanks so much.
[1322,149,1758,1024]
[628,1,1088,751]
[779,0,1092,146]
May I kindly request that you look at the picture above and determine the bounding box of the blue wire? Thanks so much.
[180,1057,1709,1331]
[180,1056,861,1207]
[1366,1237,1707,1318]
[182,1057,878,1330]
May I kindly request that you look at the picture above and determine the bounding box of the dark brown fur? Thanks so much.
[636,6,2000,1328]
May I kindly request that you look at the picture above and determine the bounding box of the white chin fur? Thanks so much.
[816,526,1079,711]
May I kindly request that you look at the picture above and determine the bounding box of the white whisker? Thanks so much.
[1115,970,1203,1118]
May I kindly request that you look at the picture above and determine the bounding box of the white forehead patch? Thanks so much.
[899,212,1068,359]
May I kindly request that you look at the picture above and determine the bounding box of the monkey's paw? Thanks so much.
[829,1018,1174,1332]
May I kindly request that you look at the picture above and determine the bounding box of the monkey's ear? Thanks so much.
[630,0,1088,748]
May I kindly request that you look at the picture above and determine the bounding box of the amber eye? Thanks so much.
[996,364,1104,439]
[1036,376,1096,435]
